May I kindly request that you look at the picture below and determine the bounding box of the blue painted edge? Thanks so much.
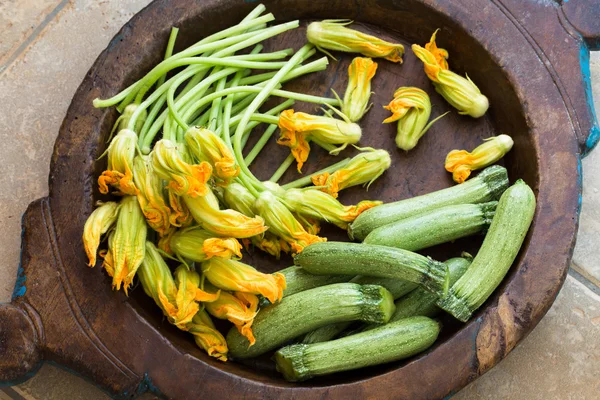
[10,212,29,301]
[579,41,600,156]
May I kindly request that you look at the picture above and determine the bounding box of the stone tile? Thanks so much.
[572,51,600,285]
[0,0,65,67]
[0,0,153,302]
[455,275,600,400]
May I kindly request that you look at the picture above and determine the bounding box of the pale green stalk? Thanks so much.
[269,154,296,183]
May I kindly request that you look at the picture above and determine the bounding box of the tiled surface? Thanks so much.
[0,1,599,398]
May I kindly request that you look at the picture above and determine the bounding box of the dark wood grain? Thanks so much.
[0,0,597,398]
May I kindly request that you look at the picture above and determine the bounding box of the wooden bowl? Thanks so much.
[1,0,599,398]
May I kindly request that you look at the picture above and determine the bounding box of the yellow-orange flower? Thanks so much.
[383,87,448,151]
[445,135,514,183]
[184,188,267,238]
[167,190,193,228]
[202,257,286,304]
[311,148,391,198]
[254,190,326,254]
[307,20,404,63]
[98,129,138,195]
[151,139,212,197]
[284,188,381,230]
[82,201,119,266]
[132,156,172,235]
[277,109,361,172]
[170,226,242,262]
[412,30,488,118]
[203,284,259,346]
[185,127,240,186]
[342,57,378,122]
[187,309,229,361]
[103,196,147,294]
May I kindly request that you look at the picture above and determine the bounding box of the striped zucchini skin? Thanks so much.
[279,266,352,297]
[437,180,536,322]
[364,202,497,251]
[348,165,509,241]
[226,283,395,359]
[302,276,418,344]
[275,316,440,382]
[294,242,449,298]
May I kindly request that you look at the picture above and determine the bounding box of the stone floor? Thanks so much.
[0,1,599,399]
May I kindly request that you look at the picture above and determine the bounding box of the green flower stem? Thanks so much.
[312,138,337,152]
[233,44,314,193]
[244,124,278,166]
[269,154,295,183]
[131,21,298,104]
[282,158,351,189]
[93,12,274,108]
[239,55,328,86]
[156,27,179,88]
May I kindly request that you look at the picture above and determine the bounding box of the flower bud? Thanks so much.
[98,129,138,195]
[342,57,377,122]
[170,227,242,262]
[202,257,286,304]
[412,30,489,118]
[277,109,362,172]
[132,156,172,235]
[104,196,147,293]
[445,135,514,183]
[284,188,381,229]
[83,201,119,267]
[222,182,256,217]
[254,190,326,254]
[185,127,240,186]
[187,309,229,361]
[307,20,404,63]
[312,148,391,198]
[184,187,268,238]
[152,139,212,197]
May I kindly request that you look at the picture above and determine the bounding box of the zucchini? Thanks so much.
[437,180,536,322]
[363,202,497,251]
[278,266,352,297]
[294,242,450,298]
[226,283,395,358]
[302,276,417,344]
[275,316,440,382]
[348,165,508,240]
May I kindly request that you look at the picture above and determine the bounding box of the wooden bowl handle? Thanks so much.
[0,303,42,383]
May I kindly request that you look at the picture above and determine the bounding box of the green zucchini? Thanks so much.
[363,202,497,251]
[302,276,418,344]
[226,283,395,358]
[278,266,352,297]
[348,165,509,241]
[294,242,450,298]
[437,180,536,322]
[275,316,440,382]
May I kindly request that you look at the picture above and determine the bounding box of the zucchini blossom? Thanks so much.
[167,190,193,228]
[184,188,268,238]
[185,127,240,186]
[445,135,514,183]
[83,201,119,267]
[307,20,404,63]
[98,129,138,196]
[132,156,172,236]
[342,57,378,122]
[101,196,147,293]
[152,139,212,197]
[312,148,391,198]
[254,190,326,254]
[383,87,448,151]
[283,188,381,229]
[412,30,489,118]
[170,226,243,263]
[204,283,259,346]
[187,310,229,361]
[277,109,362,172]
[201,257,286,304]
[222,182,257,217]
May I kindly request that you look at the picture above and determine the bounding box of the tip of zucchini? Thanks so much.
[436,291,472,322]
[275,344,311,382]
[478,165,509,201]
[359,284,396,323]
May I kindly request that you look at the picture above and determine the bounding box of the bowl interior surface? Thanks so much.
[95,0,537,387]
